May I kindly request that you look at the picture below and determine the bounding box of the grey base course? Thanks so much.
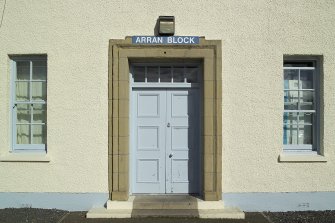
[0,192,108,211]
[3,191,334,213]
[223,192,335,212]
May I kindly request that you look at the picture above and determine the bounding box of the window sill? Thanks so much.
[0,153,50,162]
[279,152,327,162]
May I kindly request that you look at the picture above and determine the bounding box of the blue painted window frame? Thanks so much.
[283,57,320,153]
[10,55,47,153]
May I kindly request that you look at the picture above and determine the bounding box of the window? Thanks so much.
[132,64,200,84]
[283,57,319,153]
[11,56,47,152]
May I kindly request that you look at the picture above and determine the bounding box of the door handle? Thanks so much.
[169,153,173,158]
[167,123,170,127]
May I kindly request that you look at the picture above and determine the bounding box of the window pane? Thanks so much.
[160,66,171,82]
[298,125,313,145]
[17,104,31,123]
[33,104,46,123]
[284,90,298,110]
[300,70,313,89]
[16,81,30,101]
[133,66,145,82]
[185,67,199,83]
[17,124,31,144]
[298,112,313,125]
[32,125,46,144]
[283,124,298,144]
[284,69,298,89]
[147,66,158,82]
[283,112,298,125]
[299,91,314,110]
[16,61,30,80]
[32,61,47,80]
[284,62,314,67]
[173,67,184,83]
[32,82,47,101]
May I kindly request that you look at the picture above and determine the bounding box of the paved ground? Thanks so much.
[0,209,335,223]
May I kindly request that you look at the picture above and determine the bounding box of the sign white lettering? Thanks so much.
[132,36,199,45]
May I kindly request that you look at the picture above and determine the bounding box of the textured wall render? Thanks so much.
[0,0,334,193]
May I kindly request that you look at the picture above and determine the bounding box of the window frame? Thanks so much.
[10,55,47,153]
[283,56,320,154]
[130,62,202,88]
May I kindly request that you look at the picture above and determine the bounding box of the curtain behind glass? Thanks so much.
[15,60,46,145]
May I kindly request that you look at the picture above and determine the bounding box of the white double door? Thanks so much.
[132,88,200,194]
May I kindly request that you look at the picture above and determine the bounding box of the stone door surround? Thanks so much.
[108,37,222,201]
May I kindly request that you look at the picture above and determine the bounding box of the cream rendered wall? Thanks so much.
[0,0,334,193]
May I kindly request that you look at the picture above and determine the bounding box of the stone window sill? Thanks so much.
[279,152,327,162]
[0,152,50,162]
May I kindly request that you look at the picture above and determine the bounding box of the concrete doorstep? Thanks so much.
[87,195,245,219]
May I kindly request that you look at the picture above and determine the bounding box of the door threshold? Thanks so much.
[131,194,202,200]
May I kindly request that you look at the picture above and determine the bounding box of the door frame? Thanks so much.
[108,37,222,201]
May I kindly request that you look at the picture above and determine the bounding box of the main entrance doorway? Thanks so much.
[131,64,201,194]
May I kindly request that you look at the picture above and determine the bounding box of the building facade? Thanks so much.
[0,0,335,212]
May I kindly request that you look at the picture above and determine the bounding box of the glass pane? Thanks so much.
[298,112,313,125]
[17,124,30,144]
[32,60,47,80]
[283,112,298,125]
[32,125,46,144]
[16,61,30,80]
[32,82,47,101]
[160,66,171,82]
[284,62,314,67]
[147,66,159,82]
[298,125,313,145]
[186,67,199,83]
[33,104,46,123]
[299,91,314,110]
[133,66,145,82]
[300,70,313,89]
[17,104,31,123]
[284,69,298,89]
[173,67,184,83]
[16,81,30,101]
[283,124,298,144]
[284,90,298,110]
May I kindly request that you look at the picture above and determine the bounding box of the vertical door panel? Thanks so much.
[166,89,200,193]
[132,90,166,193]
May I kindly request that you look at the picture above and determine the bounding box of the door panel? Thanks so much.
[171,94,188,117]
[136,159,160,182]
[138,126,159,150]
[132,89,200,194]
[137,94,160,117]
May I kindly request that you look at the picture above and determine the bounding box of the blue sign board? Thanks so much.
[132,36,199,45]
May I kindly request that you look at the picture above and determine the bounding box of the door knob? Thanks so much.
[169,154,173,158]
[167,123,170,127]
